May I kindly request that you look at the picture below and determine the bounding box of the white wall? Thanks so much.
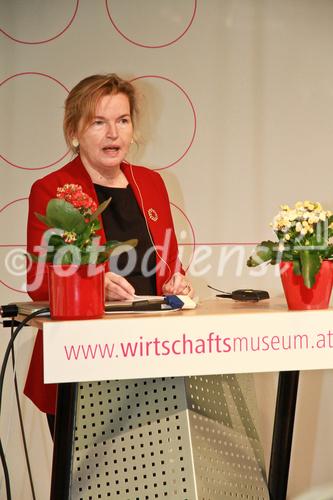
[1,0,333,498]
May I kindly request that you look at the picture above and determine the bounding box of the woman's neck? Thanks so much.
[83,162,128,188]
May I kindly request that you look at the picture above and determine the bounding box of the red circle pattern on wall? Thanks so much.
[105,0,197,49]
[0,72,69,170]
[0,0,79,44]
[0,198,28,293]
[131,75,197,170]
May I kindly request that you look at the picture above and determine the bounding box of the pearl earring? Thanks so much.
[72,138,79,148]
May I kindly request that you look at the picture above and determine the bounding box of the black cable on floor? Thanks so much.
[0,439,11,500]
[0,308,49,500]
[10,319,36,500]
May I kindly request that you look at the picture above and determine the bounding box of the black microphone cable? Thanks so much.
[9,318,36,500]
[0,306,49,500]
[207,284,231,295]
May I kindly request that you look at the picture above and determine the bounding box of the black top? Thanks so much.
[94,184,157,295]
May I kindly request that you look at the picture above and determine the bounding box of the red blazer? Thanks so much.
[24,156,183,414]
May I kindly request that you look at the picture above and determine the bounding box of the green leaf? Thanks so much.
[247,240,275,267]
[76,225,93,247]
[97,252,109,264]
[278,251,294,262]
[80,253,91,265]
[292,259,301,275]
[299,250,321,289]
[59,250,74,265]
[35,212,52,227]
[27,252,38,263]
[48,234,65,248]
[91,197,111,221]
[323,246,333,259]
[46,199,86,233]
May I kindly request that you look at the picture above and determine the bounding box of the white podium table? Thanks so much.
[36,297,333,500]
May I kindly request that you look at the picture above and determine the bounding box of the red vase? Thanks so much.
[280,261,333,310]
[47,264,105,320]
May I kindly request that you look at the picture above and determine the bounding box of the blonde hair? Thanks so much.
[63,74,138,153]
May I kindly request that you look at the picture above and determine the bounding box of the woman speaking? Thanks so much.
[24,73,194,425]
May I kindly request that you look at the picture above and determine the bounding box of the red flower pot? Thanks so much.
[47,264,105,320]
[280,261,333,310]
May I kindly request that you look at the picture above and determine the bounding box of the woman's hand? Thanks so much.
[105,271,135,300]
[162,272,194,298]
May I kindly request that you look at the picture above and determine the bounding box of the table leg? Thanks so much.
[50,382,77,500]
[268,371,299,500]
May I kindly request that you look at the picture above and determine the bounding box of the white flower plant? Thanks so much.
[247,201,333,288]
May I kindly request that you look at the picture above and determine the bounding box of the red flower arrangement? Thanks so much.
[33,183,137,264]
[56,184,97,214]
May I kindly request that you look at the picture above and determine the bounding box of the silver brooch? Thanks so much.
[148,208,158,222]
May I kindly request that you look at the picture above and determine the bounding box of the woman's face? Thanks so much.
[77,92,133,172]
